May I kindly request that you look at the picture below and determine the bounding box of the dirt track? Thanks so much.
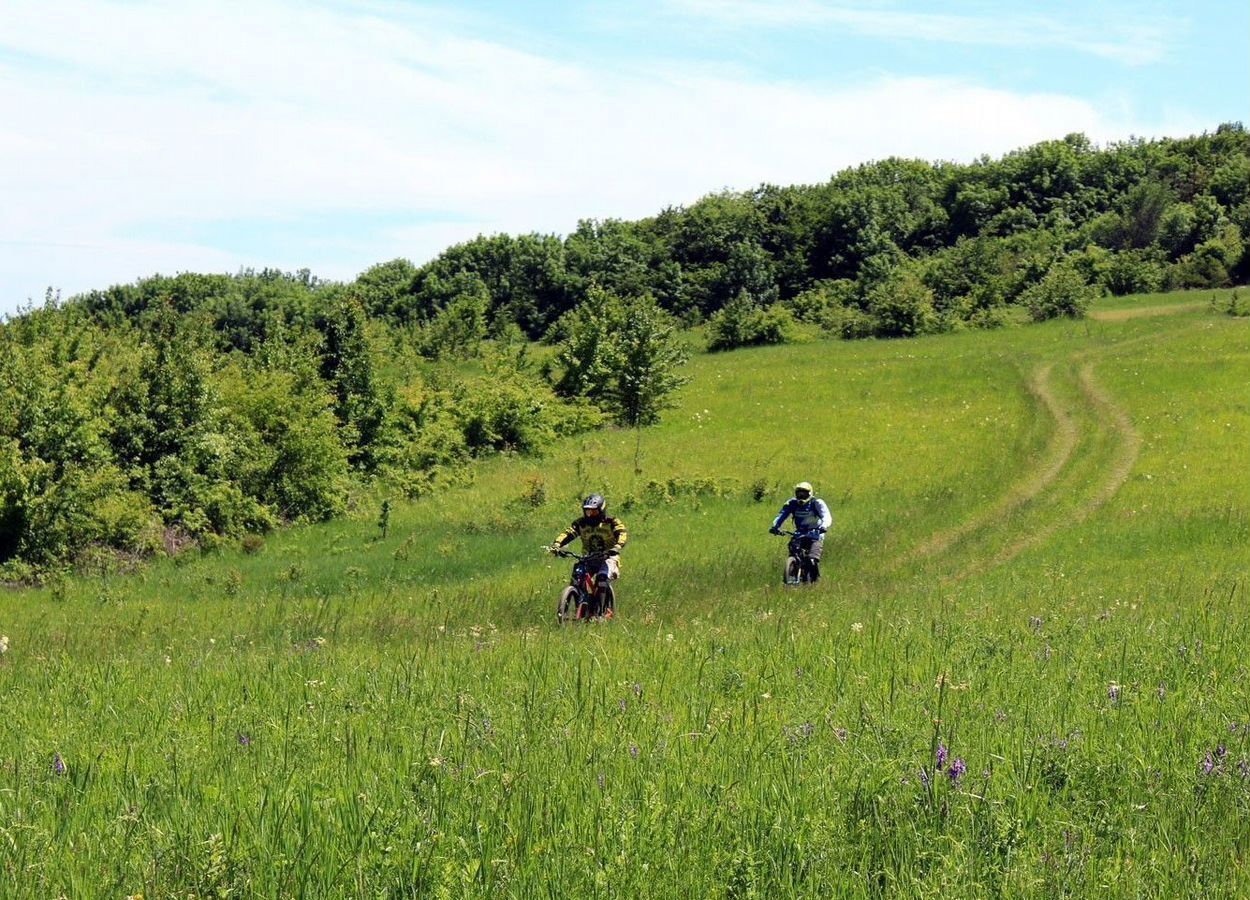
[1089,301,1206,321]
[900,362,1077,567]
[896,330,1157,578]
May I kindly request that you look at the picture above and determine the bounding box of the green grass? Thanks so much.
[2,287,1248,897]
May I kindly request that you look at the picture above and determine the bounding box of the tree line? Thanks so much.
[1,125,1246,577]
[349,124,1248,344]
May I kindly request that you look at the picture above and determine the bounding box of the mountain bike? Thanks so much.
[545,547,616,623]
[775,529,820,585]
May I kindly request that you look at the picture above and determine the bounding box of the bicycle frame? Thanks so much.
[550,548,615,621]
[776,529,820,585]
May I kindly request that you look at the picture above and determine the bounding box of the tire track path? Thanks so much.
[891,323,1204,580]
[956,359,1141,578]
[897,362,1077,567]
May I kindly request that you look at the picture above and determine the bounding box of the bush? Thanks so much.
[455,372,603,453]
[1101,250,1165,296]
[378,383,470,497]
[1021,262,1096,321]
[706,293,794,351]
[1171,225,1244,289]
[866,269,937,337]
[215,362,350,523]
[415,283,489,360]
[787,280,856,330]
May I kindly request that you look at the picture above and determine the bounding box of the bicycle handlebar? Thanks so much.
[543,546,616,561]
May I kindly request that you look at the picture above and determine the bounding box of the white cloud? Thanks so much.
[662,0,1178,65]
[0,0,1198,311]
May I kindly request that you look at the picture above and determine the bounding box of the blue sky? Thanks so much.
[1,0,1246,314]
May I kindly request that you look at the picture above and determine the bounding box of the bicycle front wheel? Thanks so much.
[557,586,578,624]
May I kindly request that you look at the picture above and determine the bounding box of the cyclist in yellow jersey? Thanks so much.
[549,494,628,584]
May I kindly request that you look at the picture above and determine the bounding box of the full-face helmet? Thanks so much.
[582,494,606,519]
[794,481,813,501]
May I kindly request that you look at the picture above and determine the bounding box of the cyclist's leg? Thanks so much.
[807,537,824,581]
[594,559,613,615]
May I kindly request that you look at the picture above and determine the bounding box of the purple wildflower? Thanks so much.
[236,732,252,747]
[936,742,948,772]
[948,758,967,784]
[52,753,66,776]
[833,727,849,742]
[799,722,814,739]
[1239,760,1250,779]
[1203,750,1215,775]
[1107,684,1120,703]
[629,744,639,760]
[618,699,628,712]
[632,682,643,698]
[1216,744,1228,759]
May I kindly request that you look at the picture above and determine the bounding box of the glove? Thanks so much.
[818,527,828,534]
[607,547,620,556]
[546,544,560,555]
[769,526,781,535]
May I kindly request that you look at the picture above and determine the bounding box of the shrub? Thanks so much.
[1021,262,1096,321]
[1101,250,1165,296]
[706,293,794,351]
[786,280,856,330]
[415,283,489,360]
[866,269,937,337]
[215,362,350,523]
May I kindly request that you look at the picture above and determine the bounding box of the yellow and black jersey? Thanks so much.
[553,515,628,555]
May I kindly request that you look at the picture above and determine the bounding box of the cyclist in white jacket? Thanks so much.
[769,481,832,582]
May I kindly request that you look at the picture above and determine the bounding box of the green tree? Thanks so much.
[603,295,690,427]
[318,295,388,468]
[552,291,689,427]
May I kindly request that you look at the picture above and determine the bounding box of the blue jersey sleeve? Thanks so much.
[772,500,794,530]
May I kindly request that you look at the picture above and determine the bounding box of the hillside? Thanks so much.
[1,288,1247,896]
[4,126,1247,578]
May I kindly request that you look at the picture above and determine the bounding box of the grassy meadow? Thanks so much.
[1,288,1248,897]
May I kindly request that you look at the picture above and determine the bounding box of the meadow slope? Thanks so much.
[1,289,1248,897]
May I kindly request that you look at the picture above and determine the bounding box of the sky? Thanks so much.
[1,0,1247,314]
